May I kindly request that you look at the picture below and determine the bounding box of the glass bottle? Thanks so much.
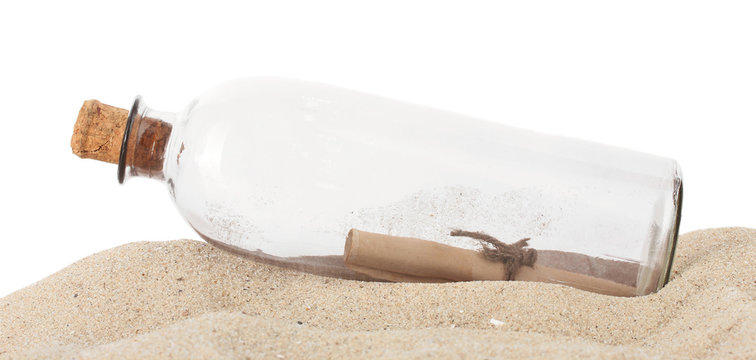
[72,77,683,296]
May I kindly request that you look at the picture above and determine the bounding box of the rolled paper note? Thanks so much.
[343,229,638,297]
[343,229,506,282]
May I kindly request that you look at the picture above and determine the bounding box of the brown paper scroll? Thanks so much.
[344,229,638,297]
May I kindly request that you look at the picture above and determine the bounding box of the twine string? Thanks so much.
[450,229,537,280]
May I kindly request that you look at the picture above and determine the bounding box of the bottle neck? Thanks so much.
[119,96,176,183]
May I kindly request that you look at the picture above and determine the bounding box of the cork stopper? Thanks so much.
[71,100,129,164]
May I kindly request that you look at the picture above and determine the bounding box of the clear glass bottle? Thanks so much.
[76,77,683,296]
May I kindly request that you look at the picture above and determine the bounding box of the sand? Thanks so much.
[1,228,754,359]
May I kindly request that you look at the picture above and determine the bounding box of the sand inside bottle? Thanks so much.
[195,226,640,297]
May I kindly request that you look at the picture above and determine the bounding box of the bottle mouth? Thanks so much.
[117,96,143,184]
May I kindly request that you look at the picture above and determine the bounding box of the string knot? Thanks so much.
[450,229,537,280]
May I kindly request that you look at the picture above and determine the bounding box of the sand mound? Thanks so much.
[1,228,754,359]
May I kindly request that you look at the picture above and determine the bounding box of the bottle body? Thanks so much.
[125,77,682,296]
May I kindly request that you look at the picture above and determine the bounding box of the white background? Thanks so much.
[0,1,753,297]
